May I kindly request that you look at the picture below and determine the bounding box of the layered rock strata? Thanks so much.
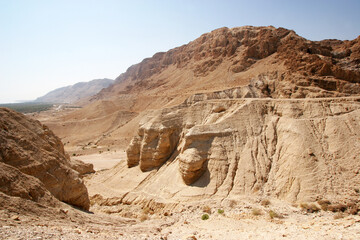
[126,91,360,203]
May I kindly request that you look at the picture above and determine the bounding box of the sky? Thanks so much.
[0,0,359,103]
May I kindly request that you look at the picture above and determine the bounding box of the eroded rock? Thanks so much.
[0,108,90,210]
[126,91,360,203]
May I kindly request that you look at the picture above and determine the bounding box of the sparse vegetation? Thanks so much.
[300,203,320,213]
[328,204,347,213]
[268,210,282,219]
[317,199,331,211]
[72,153,76,156]
[217,209,224,214]
[0,102,53,113]
[201,214,209,220]
[202,205,211,214]
[252,208,262,216]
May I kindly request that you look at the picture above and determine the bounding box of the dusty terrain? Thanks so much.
[1,26,360,239]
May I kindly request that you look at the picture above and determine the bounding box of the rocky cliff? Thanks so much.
[95,26,360,102]
[0,107,91,210]
[125,89,360,203]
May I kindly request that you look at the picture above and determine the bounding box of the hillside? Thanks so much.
[11,25,360,239]
[40,26,360,148]
[35,78,114,104]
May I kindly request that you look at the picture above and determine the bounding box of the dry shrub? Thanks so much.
[328,204,347,213]
[317,199,331,211]
[252,208,262,216]
[268,210,281,219]
[300,203,320,213]
[346,202,359,215]
[261,199,271,206]
[202,205,211,214]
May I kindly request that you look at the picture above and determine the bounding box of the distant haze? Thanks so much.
[35,78,114,104]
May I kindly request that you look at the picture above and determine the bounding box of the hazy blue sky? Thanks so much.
[0,0,359,103]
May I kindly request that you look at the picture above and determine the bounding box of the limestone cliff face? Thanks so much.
[0,108,90,210]
[126,88,360,203]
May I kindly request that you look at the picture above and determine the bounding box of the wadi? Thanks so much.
[1,26,360,239]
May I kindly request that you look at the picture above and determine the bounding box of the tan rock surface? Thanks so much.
[0,107,90,210]
[124,94,360,203]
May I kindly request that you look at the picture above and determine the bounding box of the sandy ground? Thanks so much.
[73,151,126,171]
[1,151,360,239]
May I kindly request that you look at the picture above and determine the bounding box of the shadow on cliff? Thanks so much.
[191,160,210,188]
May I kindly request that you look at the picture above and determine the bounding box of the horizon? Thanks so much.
[1,0,359,103]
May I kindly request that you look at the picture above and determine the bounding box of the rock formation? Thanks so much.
[126,89,360,203]
[36,26,360,206]
[46,26,360,150]
[0,107,91,210]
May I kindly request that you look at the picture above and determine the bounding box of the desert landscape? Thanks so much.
[1,25,360,239]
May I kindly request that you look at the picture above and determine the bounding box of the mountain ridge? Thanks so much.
[35,78,114,104]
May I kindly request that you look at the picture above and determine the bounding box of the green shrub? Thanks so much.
[217,209,224,214]
[201,214,209,220]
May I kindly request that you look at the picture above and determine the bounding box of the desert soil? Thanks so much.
[2,151,360,240]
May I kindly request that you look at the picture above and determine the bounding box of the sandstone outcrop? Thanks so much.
[0,108,90,210]
[126,90,360,203]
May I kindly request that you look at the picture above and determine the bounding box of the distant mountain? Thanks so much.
[35,78,114,104]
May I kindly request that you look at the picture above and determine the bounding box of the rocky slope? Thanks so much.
[95,26,360,102]
[125,92,360,203]
[35,26,360,207]
[83,26,360,208]
[42,26,360,149]
[0,107,92,210]
[35,78,114,104]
